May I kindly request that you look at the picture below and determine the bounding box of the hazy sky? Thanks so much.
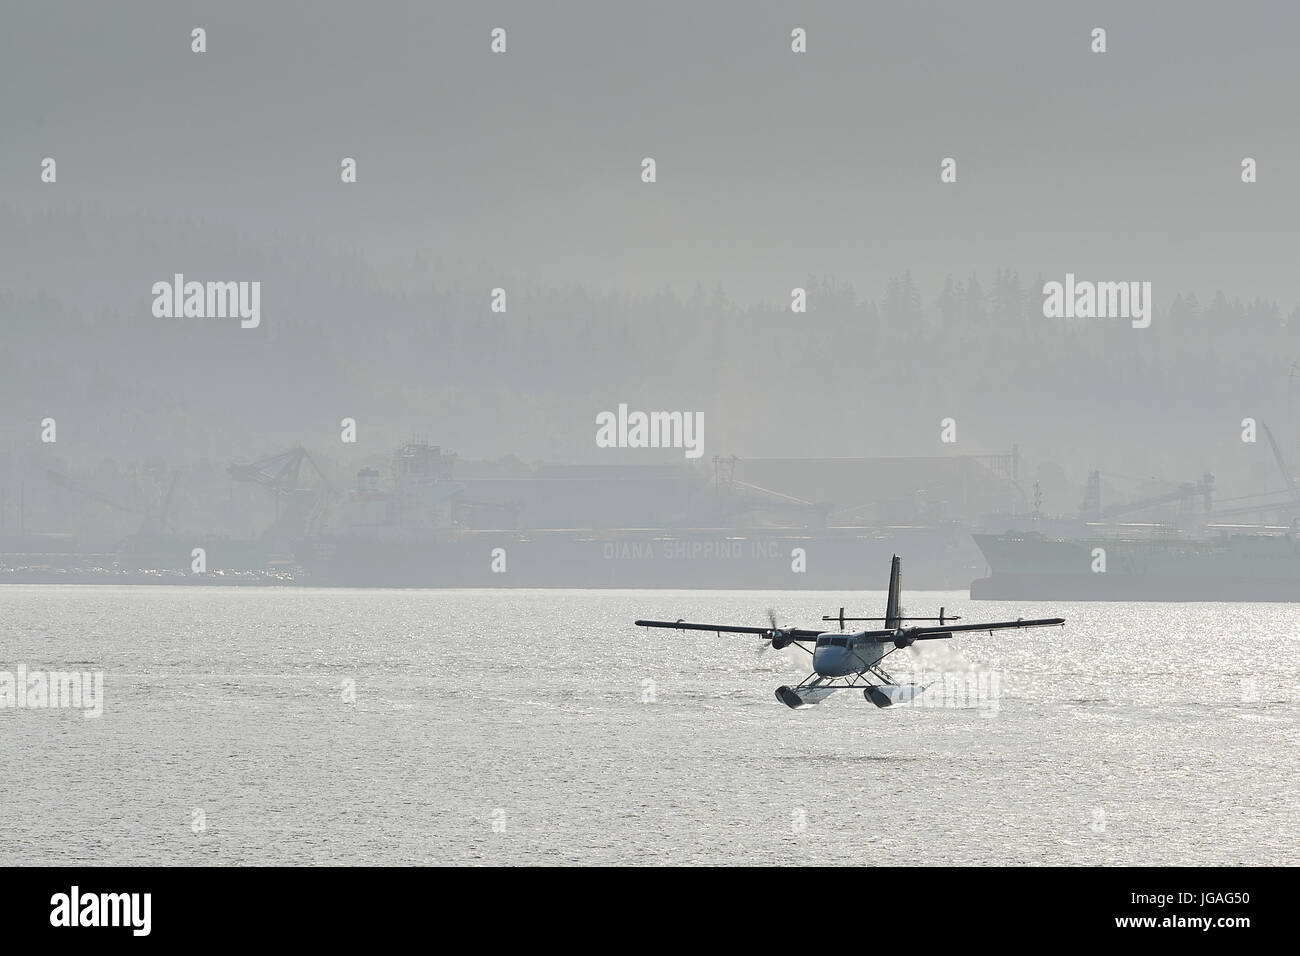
[3,0,1299,308]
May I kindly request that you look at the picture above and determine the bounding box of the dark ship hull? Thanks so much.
[296,527,977,589]
[971,531,1300,602]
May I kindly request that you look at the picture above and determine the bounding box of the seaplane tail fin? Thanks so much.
[884,555,903,629]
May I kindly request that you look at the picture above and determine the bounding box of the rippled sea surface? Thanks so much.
[1,585,1296,865]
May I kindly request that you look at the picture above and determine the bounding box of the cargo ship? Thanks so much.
[294,524,974,589]
[293,442,991,588]
[970,528,1300,602]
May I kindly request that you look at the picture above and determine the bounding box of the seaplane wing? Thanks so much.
[633,616,1064,643]
[633,620,824,640]
[634,555,1065,710]
[903,617,1065,640]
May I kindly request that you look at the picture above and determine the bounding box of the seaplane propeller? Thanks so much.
[760,608,793,652]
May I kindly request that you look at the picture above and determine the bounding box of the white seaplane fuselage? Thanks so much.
[811,632,892,678]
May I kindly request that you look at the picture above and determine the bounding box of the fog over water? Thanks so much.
[3,2,1300,484]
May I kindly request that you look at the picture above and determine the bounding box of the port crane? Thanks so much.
[1078,470,1214,521]
[636,555,1063,709]
[227,446,331,538]
[46,468,181,536]
[227,446,328,499]
[706,456,833,527]
[1195,423,1300,522]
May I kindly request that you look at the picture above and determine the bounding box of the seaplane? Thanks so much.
[635,555,1064,709]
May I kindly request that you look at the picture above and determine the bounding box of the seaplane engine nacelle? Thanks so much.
[770,634,791,650]
[892,629,915,649]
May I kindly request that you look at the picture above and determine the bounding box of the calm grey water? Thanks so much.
[0,585,1296,865]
